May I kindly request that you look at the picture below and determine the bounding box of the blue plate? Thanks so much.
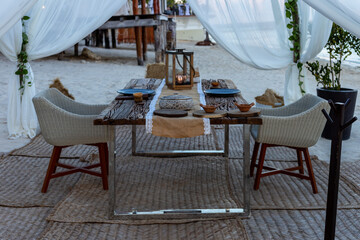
[117,89,155,95]
[204,88,240,96]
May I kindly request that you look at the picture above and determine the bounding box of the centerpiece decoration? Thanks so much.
[165,49,194,90]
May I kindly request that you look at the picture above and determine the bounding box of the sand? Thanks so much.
[0,41,359,162]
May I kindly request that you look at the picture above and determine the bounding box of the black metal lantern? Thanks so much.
[165,49,194,90]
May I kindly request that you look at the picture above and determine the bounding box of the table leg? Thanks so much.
[132,125,137,155]
[243,124,251,216]
[224,124,229,157]
[108,125,116,219]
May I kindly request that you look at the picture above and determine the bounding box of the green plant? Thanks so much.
[15,16,31,93]
[167,0,175,8]
[285,0,305,94]
[306,23,360,90]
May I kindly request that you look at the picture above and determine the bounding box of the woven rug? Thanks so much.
[340,160,360,191]
[9,134,97,159]
[0,206,52,240]
[229,158,360,210]
[215,125,298,161]
[9,126,219,159]
[39,218,248,240]
[243,209,360,240]
[47,156,240,224]
[9,126,298,161]
[0,156,87,207]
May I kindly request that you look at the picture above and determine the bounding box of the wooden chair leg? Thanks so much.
[304,148,318,194]
[98,143,108,190]
[104,143,109,176]
[296,149,304,174]
[42,146,62,193]
[250,141,260,177]
[254,144,267,190]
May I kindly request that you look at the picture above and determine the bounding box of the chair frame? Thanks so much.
[41,143,109,193]
[250,141,318,194]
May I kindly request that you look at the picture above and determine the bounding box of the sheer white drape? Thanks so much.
[188,0,332,103]
[0,0,126,138]
[0,0,38,37]
[303,0,360,38]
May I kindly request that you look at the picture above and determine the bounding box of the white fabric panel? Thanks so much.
[0,22,25,138]
[188,0,332,103]
[189,0,292,69]
[0,0,38,37]
[26,0,126,60]
[285,0,332,103]
[303,0,360,38]
[0,0,126,138]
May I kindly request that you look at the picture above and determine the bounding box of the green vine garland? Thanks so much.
[285,0,305,94]
[15,16,31,94]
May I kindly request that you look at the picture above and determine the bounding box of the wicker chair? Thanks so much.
[32,88,110,193]
[250,94,330,193]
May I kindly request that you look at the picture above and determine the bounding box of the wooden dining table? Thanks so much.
[94,78,262,220]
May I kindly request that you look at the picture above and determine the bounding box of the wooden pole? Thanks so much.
[104,29,110,49]
[111,29,116,48]
[74,43,79,56]
[153,0,160,14]
[141,0,147,61]
[323,100,357,240]
[133,0,144,65]
[95,30,103,47]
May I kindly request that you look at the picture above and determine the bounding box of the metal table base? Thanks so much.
[132,124,229,157]
[107,124,251,220]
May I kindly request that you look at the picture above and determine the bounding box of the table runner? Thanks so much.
[146,80,211,138]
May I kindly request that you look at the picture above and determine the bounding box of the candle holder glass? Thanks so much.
[165,49,194,90]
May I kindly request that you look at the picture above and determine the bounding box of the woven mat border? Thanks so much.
[47,156,242,224]
[38,217,249,240]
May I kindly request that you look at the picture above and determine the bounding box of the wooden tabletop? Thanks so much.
[94,79,262,125]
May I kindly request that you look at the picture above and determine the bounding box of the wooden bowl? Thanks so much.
[133,92,143,102]
[200,103,217,113]
[211,81,219,87]
[234,102,255,112]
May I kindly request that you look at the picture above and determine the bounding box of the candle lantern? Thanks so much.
[165,49,194,90]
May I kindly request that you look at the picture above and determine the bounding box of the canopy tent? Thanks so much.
[188,0,332,103]
[0,0,127,138]
[0,0,38,38]
[303,0,360,38]
[0,0,358,138]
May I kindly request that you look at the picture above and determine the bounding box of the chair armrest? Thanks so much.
[60,97,108,115]
[48,88,108,115]
[256,104,329,148]
[34,98,110,146]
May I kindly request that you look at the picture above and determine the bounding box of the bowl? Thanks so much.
[133,92,143,102]
[234,102,255,112]
[200,103,217,113]
[211,81,220,87]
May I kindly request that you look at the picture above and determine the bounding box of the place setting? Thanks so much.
[116,88,156,103]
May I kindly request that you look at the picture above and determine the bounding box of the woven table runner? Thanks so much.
[146,80,211,138]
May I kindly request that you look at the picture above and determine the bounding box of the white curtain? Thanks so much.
[0,0,38,37]
[188,0,332,103]
[0,0,126,138]
[303,0,360,38]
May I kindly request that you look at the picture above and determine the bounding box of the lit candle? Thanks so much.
[176,74,184,84]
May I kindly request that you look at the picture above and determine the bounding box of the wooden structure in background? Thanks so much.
[97,0,171,66]
[117,28,154,44]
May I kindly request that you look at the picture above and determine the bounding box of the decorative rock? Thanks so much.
[81,47,101,60]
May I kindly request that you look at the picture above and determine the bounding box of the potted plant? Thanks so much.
[306,23,359,140]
